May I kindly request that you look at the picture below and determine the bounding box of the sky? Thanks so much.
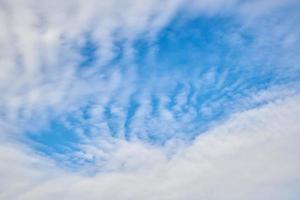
[0,0,300,199]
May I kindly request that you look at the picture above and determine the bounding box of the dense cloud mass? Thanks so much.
[0,0,299,199]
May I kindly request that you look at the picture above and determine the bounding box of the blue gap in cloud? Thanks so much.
[133,15,278,143]
[103,104,119,138]
[26,120,80,158]
[79,36,98,68]
[78,33,125,72]
[124,94,140,140]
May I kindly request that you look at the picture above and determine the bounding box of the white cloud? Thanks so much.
[0,1,300,199]
[0,95,299,200]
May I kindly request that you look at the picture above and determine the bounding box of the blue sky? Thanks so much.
[27,8,299,163]
[0,0,300,199]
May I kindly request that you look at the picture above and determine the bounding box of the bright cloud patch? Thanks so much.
[0,0,300,199]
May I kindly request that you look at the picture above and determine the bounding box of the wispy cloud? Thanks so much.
[0,0,299,199]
